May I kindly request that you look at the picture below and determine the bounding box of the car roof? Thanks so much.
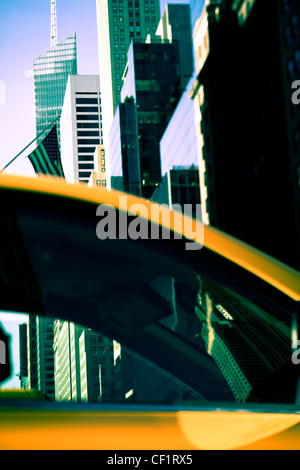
[0,173,299,301]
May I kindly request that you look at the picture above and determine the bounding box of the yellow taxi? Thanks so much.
[0,174,300,450]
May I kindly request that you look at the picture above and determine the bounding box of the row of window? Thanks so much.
[113,0,155,3]
[96,180,107,186]
[78,155,94,162]
[76,114,100,121]
[78,139,101,145]
[76,106,99,113]
[287,49,300,79]
[114,43,126,52]
[281,0,296,14]
[77,122,99,129]
[79,163,94,170]
[115,53,126,61]
[77,131,100,137]
[76,98,99,105]
[114,34,125,42]
[284,14,299,48]
[79,171,92,179]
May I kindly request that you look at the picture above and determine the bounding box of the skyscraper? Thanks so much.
[60,75,103,184]
[96,0,161,185]
[33,32,77,148]
[116,38,182,198]
[191,0,300,270]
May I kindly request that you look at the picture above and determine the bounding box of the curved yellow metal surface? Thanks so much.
[0,173,299,301]
[0,402,299,449]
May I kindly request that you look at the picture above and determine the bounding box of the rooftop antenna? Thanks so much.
[51,0,57,47]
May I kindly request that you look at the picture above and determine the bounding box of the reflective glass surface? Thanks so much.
[33,33,77,148]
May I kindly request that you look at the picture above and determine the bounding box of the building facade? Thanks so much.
[191,0,300,270]
[33,32,77,148]
[158,1,205,190]
[60,75,103,184]
[117,39,182,198]
[19,323,28,389]
[87,146,107,189]
[109,98,141,196]
[96,0,161,185]
[151,166,201,219]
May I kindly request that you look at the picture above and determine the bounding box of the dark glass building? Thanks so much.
[118,39,182,198]
[33,32,77,148]
[192,0,300,270]
[109,98,141,196]
[151,166,201,219]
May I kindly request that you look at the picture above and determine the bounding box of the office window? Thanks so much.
[78,139,100,145]
[77,114,99,121]
[287,58,295,79]
[77,122,99,129]
[76,106,98,113]
[293,129,300,153]
[96,180,101,186]
[76,98,98,105]
[291,14,299,37]
[78,155,94,162]
[102,180,107,186]
[285,25,292,47]
[77,131,100,137]
[78,147,97,153]
[79,163,94,170]
[295,49,300,71]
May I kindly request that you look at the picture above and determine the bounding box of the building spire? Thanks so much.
[51,0,57,47]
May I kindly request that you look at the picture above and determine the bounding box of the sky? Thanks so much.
[0,314,27,388]
[0,0,100,176]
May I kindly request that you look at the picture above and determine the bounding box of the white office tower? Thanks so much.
[60,75,103,184]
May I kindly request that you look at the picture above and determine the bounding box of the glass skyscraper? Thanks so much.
[33,32,77,147]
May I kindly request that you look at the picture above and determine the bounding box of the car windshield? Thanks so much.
[0,269,297,405]
[0,191,299,407]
